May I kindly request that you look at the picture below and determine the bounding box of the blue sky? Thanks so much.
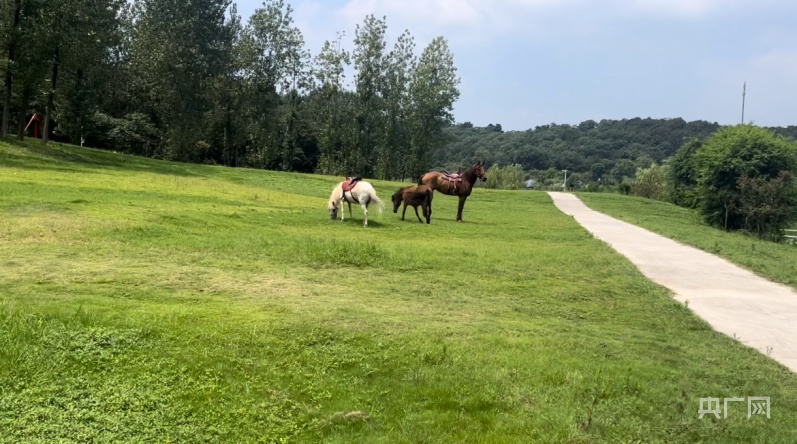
[235,0,797,131]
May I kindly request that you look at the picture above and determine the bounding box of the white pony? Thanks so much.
[328,179,384,227]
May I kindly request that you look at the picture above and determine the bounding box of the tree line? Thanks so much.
[439,118,796,179]
[0,0,460,180]
[448,118,796,194]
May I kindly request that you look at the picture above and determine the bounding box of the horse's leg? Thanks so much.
[347,201,353,219]
[362,202,369,227]
[423,201,430,224]
[340,199,345,222]
[457,195,467,222]
[413,205,422,223]
[401,203,407,221]
[427,193,433,223]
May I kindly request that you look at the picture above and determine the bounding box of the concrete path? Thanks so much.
[549,192,797,373]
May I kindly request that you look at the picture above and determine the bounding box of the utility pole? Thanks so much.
[741,82,746,124]
[562,169,568,191]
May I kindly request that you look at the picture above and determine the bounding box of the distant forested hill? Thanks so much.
[434,118,797,175]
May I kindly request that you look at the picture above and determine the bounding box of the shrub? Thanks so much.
[738,171,797,240]
[695,125,797,230]
[485,164,525,190]
[93,112,161,156]
[631,163,670,201]
[669,138,701,207]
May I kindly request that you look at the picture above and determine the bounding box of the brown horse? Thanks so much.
[391,185,433,224]
[418,161,487,222]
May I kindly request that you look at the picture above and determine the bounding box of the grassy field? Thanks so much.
[2,139,797,443]
[576,193,797,290]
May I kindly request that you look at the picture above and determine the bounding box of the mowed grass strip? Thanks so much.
[1,140,796,443]
[577,193,797,290]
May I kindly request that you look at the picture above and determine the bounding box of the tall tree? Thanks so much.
[130,0,234,160]
[2,0,48,139]
[311,33,353,175]
[352,14,387,177]
[1,0,21,137]
[49,0,124,144]
[242,0,308,168]
[408,36,460,178]
[202,5,247,166]
[378,29,415,180]
[311,33,352,175]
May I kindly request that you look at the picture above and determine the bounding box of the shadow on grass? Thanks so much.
[328,219,390,229]
[1,138,207,178]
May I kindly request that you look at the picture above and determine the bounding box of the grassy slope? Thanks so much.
[576,193,797,290]
[1,139,796,443]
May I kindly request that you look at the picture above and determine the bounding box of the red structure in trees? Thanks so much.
[25,113,40,138]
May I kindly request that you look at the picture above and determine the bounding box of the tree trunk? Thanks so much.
[2,0,22,138]
[74,68,84,145]
[43,46,61,144]
[724,203,730,231]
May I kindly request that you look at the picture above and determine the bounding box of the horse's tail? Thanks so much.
[417,174,425,185]
[367,187,384,215]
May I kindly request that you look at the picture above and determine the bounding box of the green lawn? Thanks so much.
[2,139,796,443]
[576,193,797,290]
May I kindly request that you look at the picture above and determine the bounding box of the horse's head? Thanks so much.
[474,161,487,182]
[328,200,338,220]
[391,189,403,213]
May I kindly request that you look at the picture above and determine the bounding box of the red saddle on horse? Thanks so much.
[441,170,462,194]
[342,177,362,193]
[442,171,462,183]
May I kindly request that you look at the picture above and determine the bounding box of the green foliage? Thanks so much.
[484,163,525,190]
[611,159,637,184]
[694,125,797,230]
[669,138,702,207]
[437,118,720,177]
[738,171,797,240]
[631,162,670,201]
[92,112,160,156]
[526,168,564,191]
[590,162,606,181]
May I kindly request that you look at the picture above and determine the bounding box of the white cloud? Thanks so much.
[338,0,482,27]
[618,0,720,18]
